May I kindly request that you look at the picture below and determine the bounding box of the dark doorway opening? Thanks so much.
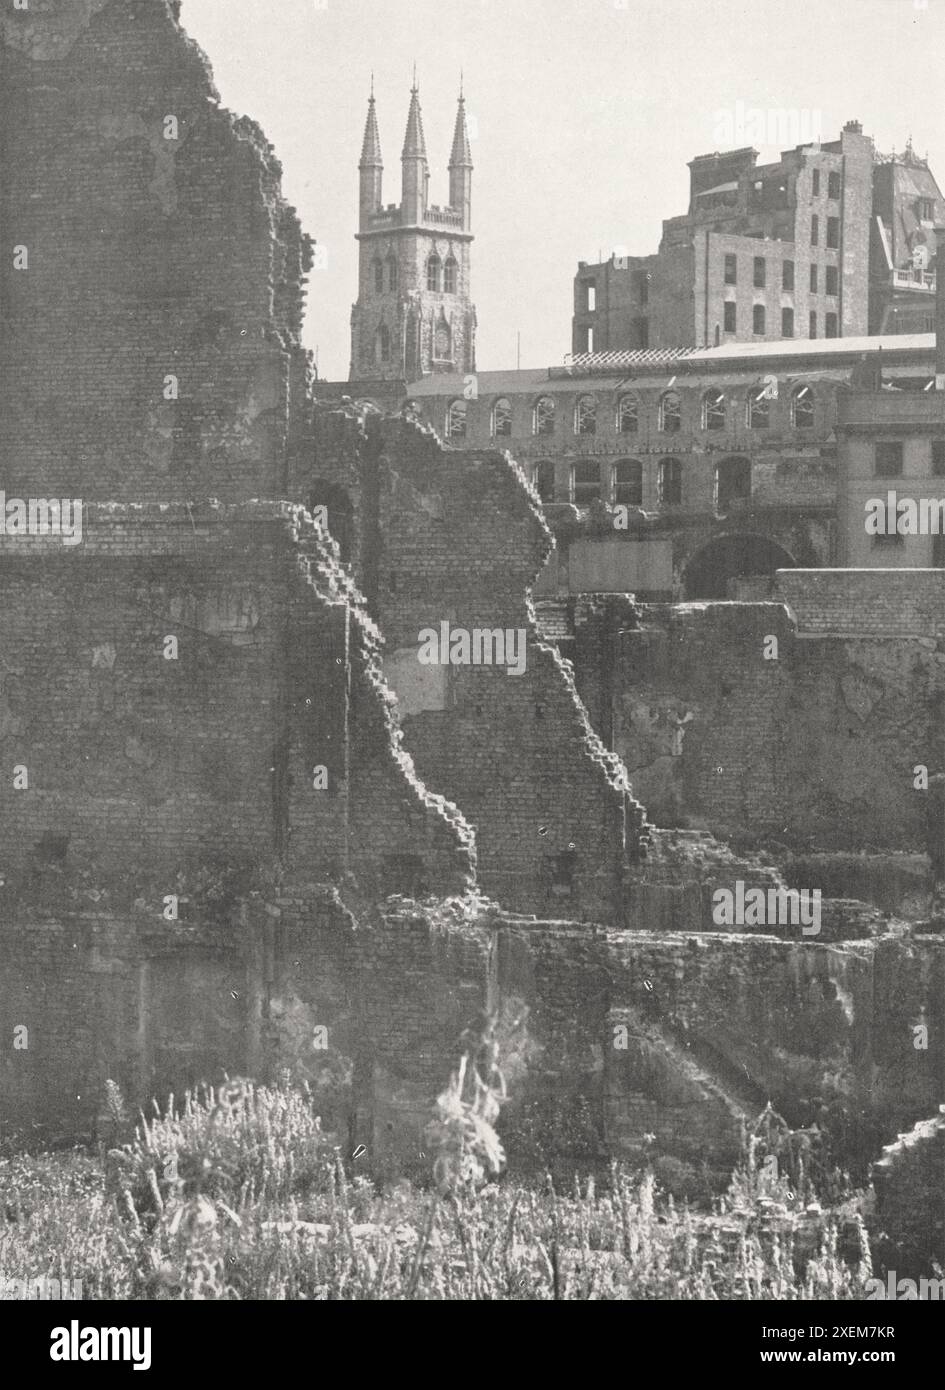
[683,534,796,600]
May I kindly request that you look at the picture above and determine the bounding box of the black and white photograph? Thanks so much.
[1,0,945,1339]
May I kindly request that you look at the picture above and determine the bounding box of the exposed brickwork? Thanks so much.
[0,0,312,507]
[298,411,649,920]
[1,2,940,1272]
[777,568,945,636]
[567,592,945,857]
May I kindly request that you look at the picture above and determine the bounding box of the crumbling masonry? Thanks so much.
[0,1,942,1261]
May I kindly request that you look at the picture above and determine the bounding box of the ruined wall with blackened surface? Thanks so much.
[0,2,477,1136]
[581,598,945,856]
[492,924,945,1182]
[0,0,312,504]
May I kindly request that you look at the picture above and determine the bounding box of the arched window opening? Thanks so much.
[613,459,643,506]
[447,398,467,439]
[702,388,726,431]
[572,460,602,505]
[659,391,681,433]
[747,386,770,430]
[426,254,442,292]
[658,458,682,507]
[492,398,513,437]
[534,396,556,436]
[791,384,814,428]
[443,256,458,294]
[387,256,398,292]
[376,324,391,363]
[373,259,384,293]
[617,394,639,434]
[575,394,597,436]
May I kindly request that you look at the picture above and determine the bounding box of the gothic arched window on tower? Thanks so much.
[447,398,467,439]
[373,259,384,293]
[533,396,556,436]
[387,256,398,292]
[575,394,597,436]
[376,323,391,363]
[443,255,458,294]
[434,320,452,362]
[426,254,442,292]
[492,398,512,437]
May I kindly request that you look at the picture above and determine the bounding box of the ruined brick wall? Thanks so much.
[283,507,475,905]
[492,924,944,1178]
[871,1107,945,1275]
[0,508,286,904]
[0,0,312,505]
[586,597,945,854]
[0,1,478,1144]
[0,503,472,924]
[777,568,945,637]
[0,911,246,1142]
[605,603,793,837]
[297,412,648,922]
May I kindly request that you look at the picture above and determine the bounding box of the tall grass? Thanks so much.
[0,1074,875,1300]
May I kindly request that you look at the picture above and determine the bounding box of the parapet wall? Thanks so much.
[777,568,945,638]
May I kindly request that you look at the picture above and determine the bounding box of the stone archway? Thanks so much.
[683,533,796,600]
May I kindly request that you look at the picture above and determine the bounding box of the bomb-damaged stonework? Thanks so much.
[0,0,942,1271]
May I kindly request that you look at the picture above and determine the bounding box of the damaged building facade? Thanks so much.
[573,122,945,353]
[0,1,943,1255]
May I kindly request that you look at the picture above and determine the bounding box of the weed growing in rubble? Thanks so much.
[0,1073,881,1300]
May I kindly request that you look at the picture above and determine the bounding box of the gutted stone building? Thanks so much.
[404,334,944,599]
[573,124,944,353]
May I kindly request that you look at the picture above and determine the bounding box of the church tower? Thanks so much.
[349,80,476,383]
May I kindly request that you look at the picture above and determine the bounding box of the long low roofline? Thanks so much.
[405,334,938,396]
[686,332,935,362]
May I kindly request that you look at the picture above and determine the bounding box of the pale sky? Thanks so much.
[180,0,945,379]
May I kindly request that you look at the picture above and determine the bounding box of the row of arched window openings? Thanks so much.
[528,456,752,512]
[444,386,816,439]
[372,256,459,295]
